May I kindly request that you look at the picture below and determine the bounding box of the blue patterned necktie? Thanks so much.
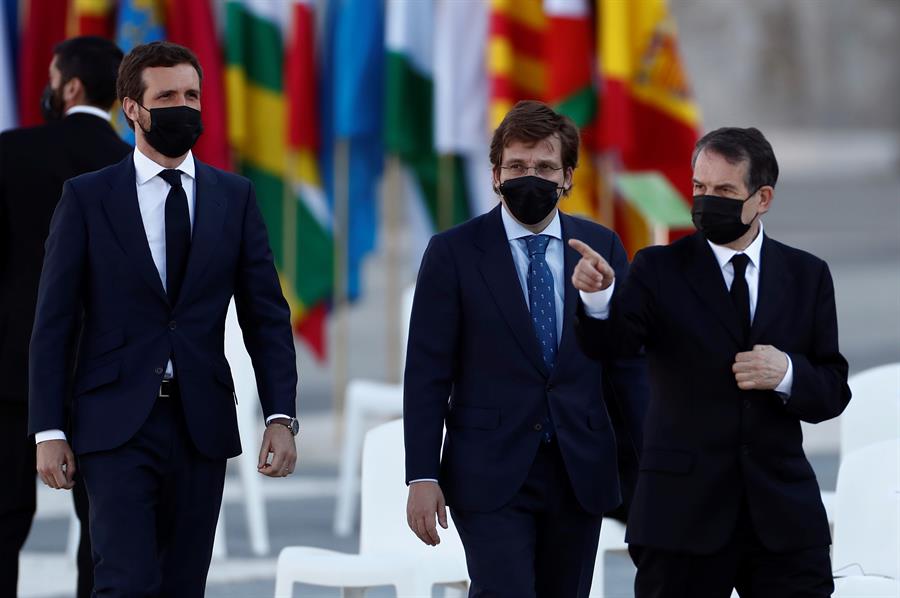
[525,234,557,443]
[525,234,558,368]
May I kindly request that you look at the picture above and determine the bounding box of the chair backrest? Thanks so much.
[842,363,900,457]
[225,299,259,407]
[832,439,900,579]
[359,419,466,562]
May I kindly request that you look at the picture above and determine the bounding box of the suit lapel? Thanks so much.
[749,235,791,345]
[177,161,225,307]
[102,156,168,304]
[476,206,549,376]
[683,233,745,346]
[555,212,580,371]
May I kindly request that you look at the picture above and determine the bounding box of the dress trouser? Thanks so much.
[0,400,93,598]
[451,440,603,598]
[79,382,226,598]
[630,498,833,598]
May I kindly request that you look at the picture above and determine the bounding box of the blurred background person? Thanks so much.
[0,35,128,598]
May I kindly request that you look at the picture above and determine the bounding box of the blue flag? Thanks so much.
[114,0,165,144]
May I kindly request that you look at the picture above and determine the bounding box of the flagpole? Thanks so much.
[384,156,403,384]
[598,152,616,229]
[438,153,454,232]
[333,139,350,422]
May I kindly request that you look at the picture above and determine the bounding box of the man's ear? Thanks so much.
[757,185,774,214]
[492,166,501,195]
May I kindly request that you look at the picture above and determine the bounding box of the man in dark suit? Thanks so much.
[572,127,850,597]
[28,41,299,597]
[404,100,648,597]
[0,36,129,598]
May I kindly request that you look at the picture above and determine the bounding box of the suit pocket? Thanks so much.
[75,361,121,395]
[213,361,235,391]
[87,328,125,359]
[640,448,695,475]
[775,456,816,481]
[448,406,500,430]
[587,409,611,431]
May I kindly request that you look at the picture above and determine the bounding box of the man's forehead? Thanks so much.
[693,148,749,182]
[141,64,200,89]
[503,135,560,158]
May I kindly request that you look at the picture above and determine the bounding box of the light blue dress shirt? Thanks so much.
[500,205,564,345]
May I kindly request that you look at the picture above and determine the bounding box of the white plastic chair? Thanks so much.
[275,419,469,597]
[820,362,900,523]
[833,575,900,597]
[333,285,415,537]
[212,300,275,557]
[831,439,900,582]
[589,518,628,597]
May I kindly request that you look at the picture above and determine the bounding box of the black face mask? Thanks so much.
[137,104,203,158]
[40,84,65,122]
[499,176,562,225]
[691,191,759,245]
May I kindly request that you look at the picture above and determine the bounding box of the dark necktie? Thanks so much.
[159,169,191,305]
[525,234,557,443]
[730,253,751,345]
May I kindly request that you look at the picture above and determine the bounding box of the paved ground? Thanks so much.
[18,165,899,597]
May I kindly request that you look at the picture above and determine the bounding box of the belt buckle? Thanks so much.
[159,380,171,399]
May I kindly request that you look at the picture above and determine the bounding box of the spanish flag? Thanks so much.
[597,0,700,203]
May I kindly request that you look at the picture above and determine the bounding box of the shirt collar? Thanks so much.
[65,105,112,121]
[133,146,196,186]
[707,221,765,271]
[500,204,562,242]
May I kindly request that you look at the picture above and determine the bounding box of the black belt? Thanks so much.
[158,378,179,399]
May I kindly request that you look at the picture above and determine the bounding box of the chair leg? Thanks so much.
[589,550,605,597]
[341,588,367,598]
[212,501,227,559]
[334,392,365,536]
[237,399,270,555]
[395,578,434,598]
[273,575,294,598]
[441,583,469,598]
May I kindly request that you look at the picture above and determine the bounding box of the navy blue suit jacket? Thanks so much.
[28,155,297,459]
[576,232,851,553]
[404,205,648,515]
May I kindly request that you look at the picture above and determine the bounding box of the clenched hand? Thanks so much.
[733,345,789,391]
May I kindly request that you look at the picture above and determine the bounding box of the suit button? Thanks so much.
[546,383,554,392]
[741,444,751,455]
[743,399,751,409]
[534,423,543,431]
[155,367,164,375]
[168,321,177,330]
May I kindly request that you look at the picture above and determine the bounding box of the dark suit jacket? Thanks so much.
[0,113,132,402]
[577,232,851,553]
[27,154,297,459]
[404,205,649,516]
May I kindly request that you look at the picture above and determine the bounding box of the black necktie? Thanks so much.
[159,169,190,305]
[730,253,751,345]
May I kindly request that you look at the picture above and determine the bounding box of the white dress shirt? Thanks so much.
[579,223,793,396]
[65,105,113,121]
[37,147,286,444]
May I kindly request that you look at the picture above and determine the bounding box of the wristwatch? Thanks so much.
[268,417,300,436]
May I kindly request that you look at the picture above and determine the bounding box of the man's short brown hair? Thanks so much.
[117,41,202,129]
[489,100,580,172]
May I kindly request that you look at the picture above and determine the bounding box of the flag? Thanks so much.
[225,0,333,359]
[165,0,230,170]
[18,0,67,126]
[327,0,384,300]
[488,0,602,220]
[0,0,15,131]
[115,0,165,144]
[69,0,115,39]
[597,0,700,202]
[385,0,471,265]
[434,0,495,219]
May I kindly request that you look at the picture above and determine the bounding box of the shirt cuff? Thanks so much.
[775,354,794,400]
[580,280,616,319]
[35,429,67,444]
[409,479,439,484]
[265,413,292,425]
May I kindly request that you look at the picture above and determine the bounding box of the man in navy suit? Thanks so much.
[572,127,850,597]
[403,100,648,597]
[29,42,299,597]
